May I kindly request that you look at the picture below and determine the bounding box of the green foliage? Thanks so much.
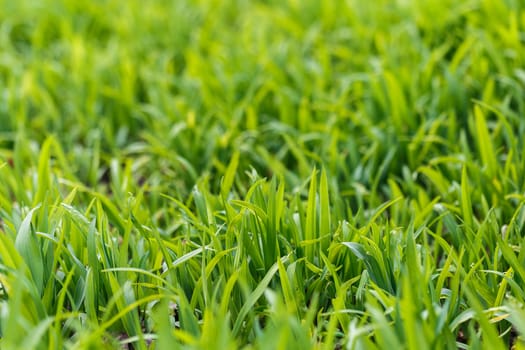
[1,0,525,348]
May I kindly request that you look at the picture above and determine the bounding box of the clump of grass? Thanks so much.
[1,0,525,349]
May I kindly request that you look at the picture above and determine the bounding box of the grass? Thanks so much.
[0,0,525,348]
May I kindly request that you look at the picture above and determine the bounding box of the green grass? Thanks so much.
[1,0,525,348]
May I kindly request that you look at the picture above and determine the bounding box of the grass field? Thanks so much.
[1,0,525,348]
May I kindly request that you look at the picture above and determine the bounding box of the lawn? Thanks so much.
[1,0,525,349]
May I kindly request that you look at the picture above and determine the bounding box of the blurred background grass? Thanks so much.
[1,0,523,202]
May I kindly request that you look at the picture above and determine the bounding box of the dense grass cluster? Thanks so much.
[1,0,525,348]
